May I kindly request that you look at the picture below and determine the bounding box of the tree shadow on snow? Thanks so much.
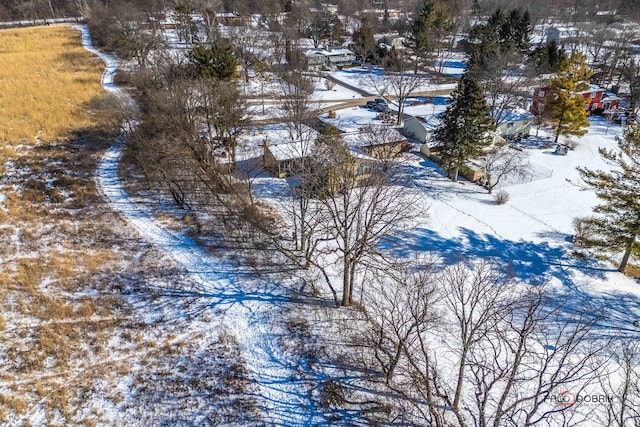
[383,226,640,338]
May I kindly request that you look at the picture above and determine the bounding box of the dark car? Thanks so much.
[374,98,387,105]
[364,100,378,109]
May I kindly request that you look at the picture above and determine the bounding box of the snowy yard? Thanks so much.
[250,110,640,329]
[89,24,640,425]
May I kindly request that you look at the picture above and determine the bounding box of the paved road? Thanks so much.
[250,87,453,126]
[315,88,454,114]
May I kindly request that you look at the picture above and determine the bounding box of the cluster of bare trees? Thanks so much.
[0,0,92,21]
[271,123,421,307]
[125,54,248,204]
[355,258,640,426]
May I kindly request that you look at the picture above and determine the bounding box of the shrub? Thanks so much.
[319,379,347,408]
[494,190,510,205]
[324,79,336,90]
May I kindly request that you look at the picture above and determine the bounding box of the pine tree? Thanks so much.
[434,75,493,181]
[529,39,566,73]
[465,8,530,70]
[410,0,451,70]
[189,40,238,81]
[577,125,640,273]
[546,52,593,144]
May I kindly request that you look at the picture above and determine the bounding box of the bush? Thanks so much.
[324,79,336,90]
[319,379,347,408]
[494,190,510,205]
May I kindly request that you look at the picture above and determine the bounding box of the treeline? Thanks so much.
[1,0,640,24]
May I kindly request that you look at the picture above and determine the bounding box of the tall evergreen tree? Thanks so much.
[577,125,640,273]
[529,39,567,74]
[189,40,238,81]
[434,75,493,182]
[546,52,593,144]
[465,7,531,69]
[410,0,451,72]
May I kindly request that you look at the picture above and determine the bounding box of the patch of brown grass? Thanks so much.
[0,26,105,144]
[623,263,640,278]
[5,191,50,220]
[15,257,45,294]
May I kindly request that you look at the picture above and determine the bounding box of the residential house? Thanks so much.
[217,13,253,26]
[379,35,406,51]
[342,126,407,159]
[546,26,579,44]
[359,8,403,20]
[425,148,486,182]
[319,147,380,193]
[495,108,534,140]
[403,114,441,145]
[320,3,339,15]
[261,125,318,178]
[532,84,621,115]
[304,46,356,71]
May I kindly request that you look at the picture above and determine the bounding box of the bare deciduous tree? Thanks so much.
[619,56,640,115]
[276,70,318,135]
[480,144,530,194]
[367,66,427,126]
[228,23,268,83]
[313,136,418,307]
[468,49,536,128]
[360,258,608,426]
[273,124,420,307]
[87,1,166,68]
[596,339,640,427]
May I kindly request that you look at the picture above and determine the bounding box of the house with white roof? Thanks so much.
[261,124,319,178]
[546,26,579,44]
[495,108,535,140]
[304,46,356,71]
[341,126,407,159]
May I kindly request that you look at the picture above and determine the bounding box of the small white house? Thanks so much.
[495,108,534,140]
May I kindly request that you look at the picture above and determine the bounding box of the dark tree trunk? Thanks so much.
[619,234,636,273]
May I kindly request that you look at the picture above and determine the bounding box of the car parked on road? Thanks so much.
[364,98,390,112]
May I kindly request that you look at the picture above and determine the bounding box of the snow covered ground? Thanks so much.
[328,67,458,95]
[79,25,343,425]
[253,96,640,335]
[79,19,640,424]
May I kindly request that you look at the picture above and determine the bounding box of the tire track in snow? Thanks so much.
[78,25,312,424]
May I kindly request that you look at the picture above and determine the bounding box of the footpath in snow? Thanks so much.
[78,25,323,425]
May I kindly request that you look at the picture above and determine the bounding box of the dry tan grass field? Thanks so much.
[0,26,247,425]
